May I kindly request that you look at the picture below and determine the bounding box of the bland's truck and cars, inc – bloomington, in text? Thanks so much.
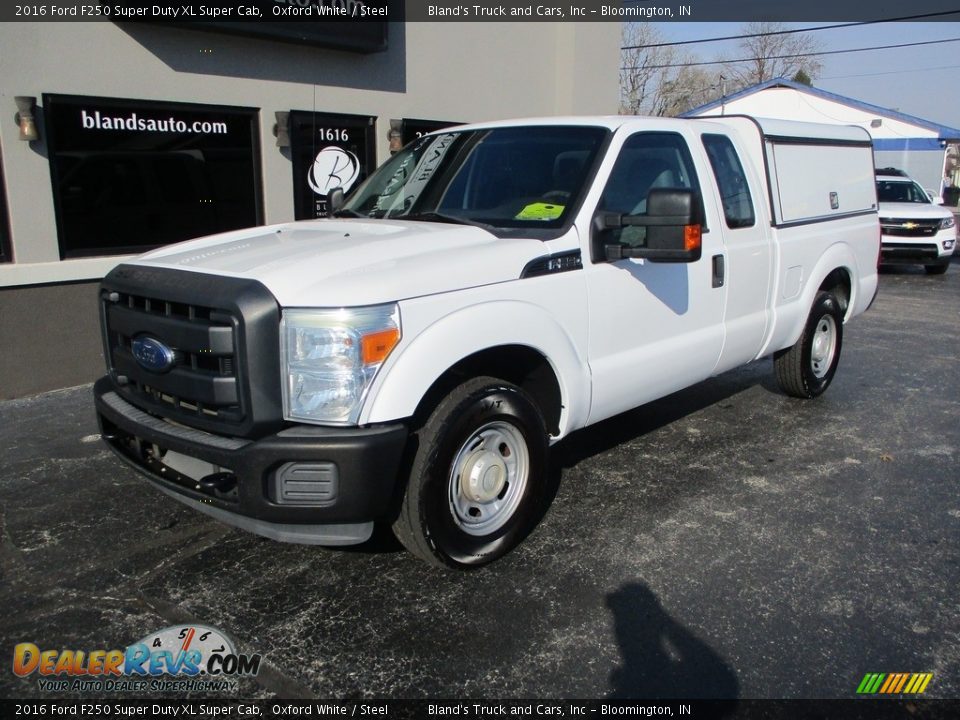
[94,115,880,568]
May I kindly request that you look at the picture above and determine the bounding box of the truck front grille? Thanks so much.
[100,265,283,439]
[103,291,244,424]
[879,218,940,237]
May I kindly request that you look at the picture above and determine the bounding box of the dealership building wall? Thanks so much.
[0,21,619,399]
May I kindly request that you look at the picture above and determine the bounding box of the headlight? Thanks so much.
[938,216,955,230]
[281,305,401,425]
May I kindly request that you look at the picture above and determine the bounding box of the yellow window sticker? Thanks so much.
[515,202,565,220]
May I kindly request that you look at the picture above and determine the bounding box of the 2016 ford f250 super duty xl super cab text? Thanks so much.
[94,116,880,568]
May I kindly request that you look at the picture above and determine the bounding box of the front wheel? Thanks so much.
[774,291,844,398]
[393,377,549,569]
[925,260,949,275]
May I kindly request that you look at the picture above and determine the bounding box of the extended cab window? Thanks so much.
[597,132,703,249]
[702,134,755,229]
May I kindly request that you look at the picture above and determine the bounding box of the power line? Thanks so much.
[820,63,960,80]
[620,10,960,50]
[621,36,960,71]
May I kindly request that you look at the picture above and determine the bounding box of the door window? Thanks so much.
[597,132,703,251]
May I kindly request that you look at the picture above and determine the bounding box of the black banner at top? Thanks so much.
[3,699,960,718]
[4,0,960,22]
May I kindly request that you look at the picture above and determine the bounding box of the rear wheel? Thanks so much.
[774,291,844,398]
[393,377,549,569]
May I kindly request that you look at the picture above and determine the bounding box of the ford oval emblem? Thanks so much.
[131,336,176,373]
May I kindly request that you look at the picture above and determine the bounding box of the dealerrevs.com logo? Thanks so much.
[13,625,262,693]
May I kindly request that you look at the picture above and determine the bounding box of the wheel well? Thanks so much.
[414,346,563,436]
[818,268,851,315]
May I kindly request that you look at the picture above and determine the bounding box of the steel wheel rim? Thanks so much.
[448,421,529,536]
[810,314,837,379]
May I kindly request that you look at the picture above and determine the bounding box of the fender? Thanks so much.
[761,241,861,357]
[359,300,591,439]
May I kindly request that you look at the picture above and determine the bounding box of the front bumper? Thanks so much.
[880,232,954,265]
[94,377,408,545]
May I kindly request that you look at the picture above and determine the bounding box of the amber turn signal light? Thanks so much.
[361,328,401,365]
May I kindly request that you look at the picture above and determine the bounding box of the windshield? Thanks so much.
[340,126,608,237]
[876,180,931,204]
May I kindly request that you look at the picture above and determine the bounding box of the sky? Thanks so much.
[651,22,960,128]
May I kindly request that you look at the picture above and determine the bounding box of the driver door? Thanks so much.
[585,130,727,424]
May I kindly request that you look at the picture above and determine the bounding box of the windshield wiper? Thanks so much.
[330,207,367,218]
[403,212,495,232]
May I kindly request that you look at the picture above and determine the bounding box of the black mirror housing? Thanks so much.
[596,188,703,263]
[327,187,345,215]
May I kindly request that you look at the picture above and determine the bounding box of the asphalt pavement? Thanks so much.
[1,259,958,702]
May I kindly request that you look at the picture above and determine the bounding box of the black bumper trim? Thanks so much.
[95,377,408,531]
[879,242,944,264]
[100,391,249,451]
[148,481,374,546]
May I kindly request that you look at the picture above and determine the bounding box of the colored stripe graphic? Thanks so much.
[879,674,896,693]
[856,673,880,693]
[894,674,909,693]
[856,672,932,694]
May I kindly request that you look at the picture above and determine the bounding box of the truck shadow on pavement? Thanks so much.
[607,581,740,703]
[549,363,767,483]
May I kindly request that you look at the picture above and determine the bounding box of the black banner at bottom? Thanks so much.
[2,699,960,720]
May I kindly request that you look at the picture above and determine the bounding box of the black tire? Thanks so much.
[393,376,549,569]
[774,291,844,399]
[925,261,949,275]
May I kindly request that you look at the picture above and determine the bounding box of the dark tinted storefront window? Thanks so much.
[289,111,376,220]
[0,151,10,263]
[44,95,262,259]
[401,118,462,146]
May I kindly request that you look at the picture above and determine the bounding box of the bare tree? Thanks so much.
[655,65,720,117]
[620,24,722,117]
[722,22,824,90]
[620,23,672,115]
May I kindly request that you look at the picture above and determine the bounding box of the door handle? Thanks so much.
[712,254,725,288]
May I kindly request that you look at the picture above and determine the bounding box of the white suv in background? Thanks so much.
[876,169,956,274]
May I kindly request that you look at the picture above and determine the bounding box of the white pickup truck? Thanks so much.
[94,116,879,568]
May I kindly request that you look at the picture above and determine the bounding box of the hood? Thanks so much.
[134,219,551,306]
[877,202,954,220]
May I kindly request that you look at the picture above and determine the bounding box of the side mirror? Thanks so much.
[327,187,345,214]
[595,188,703,263]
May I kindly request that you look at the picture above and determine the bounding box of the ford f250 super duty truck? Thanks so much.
[94,116,880,568]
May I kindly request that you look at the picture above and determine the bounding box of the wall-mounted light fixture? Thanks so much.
[388,119,403,154]
[15,96,39,142]
[273,111,290,148]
